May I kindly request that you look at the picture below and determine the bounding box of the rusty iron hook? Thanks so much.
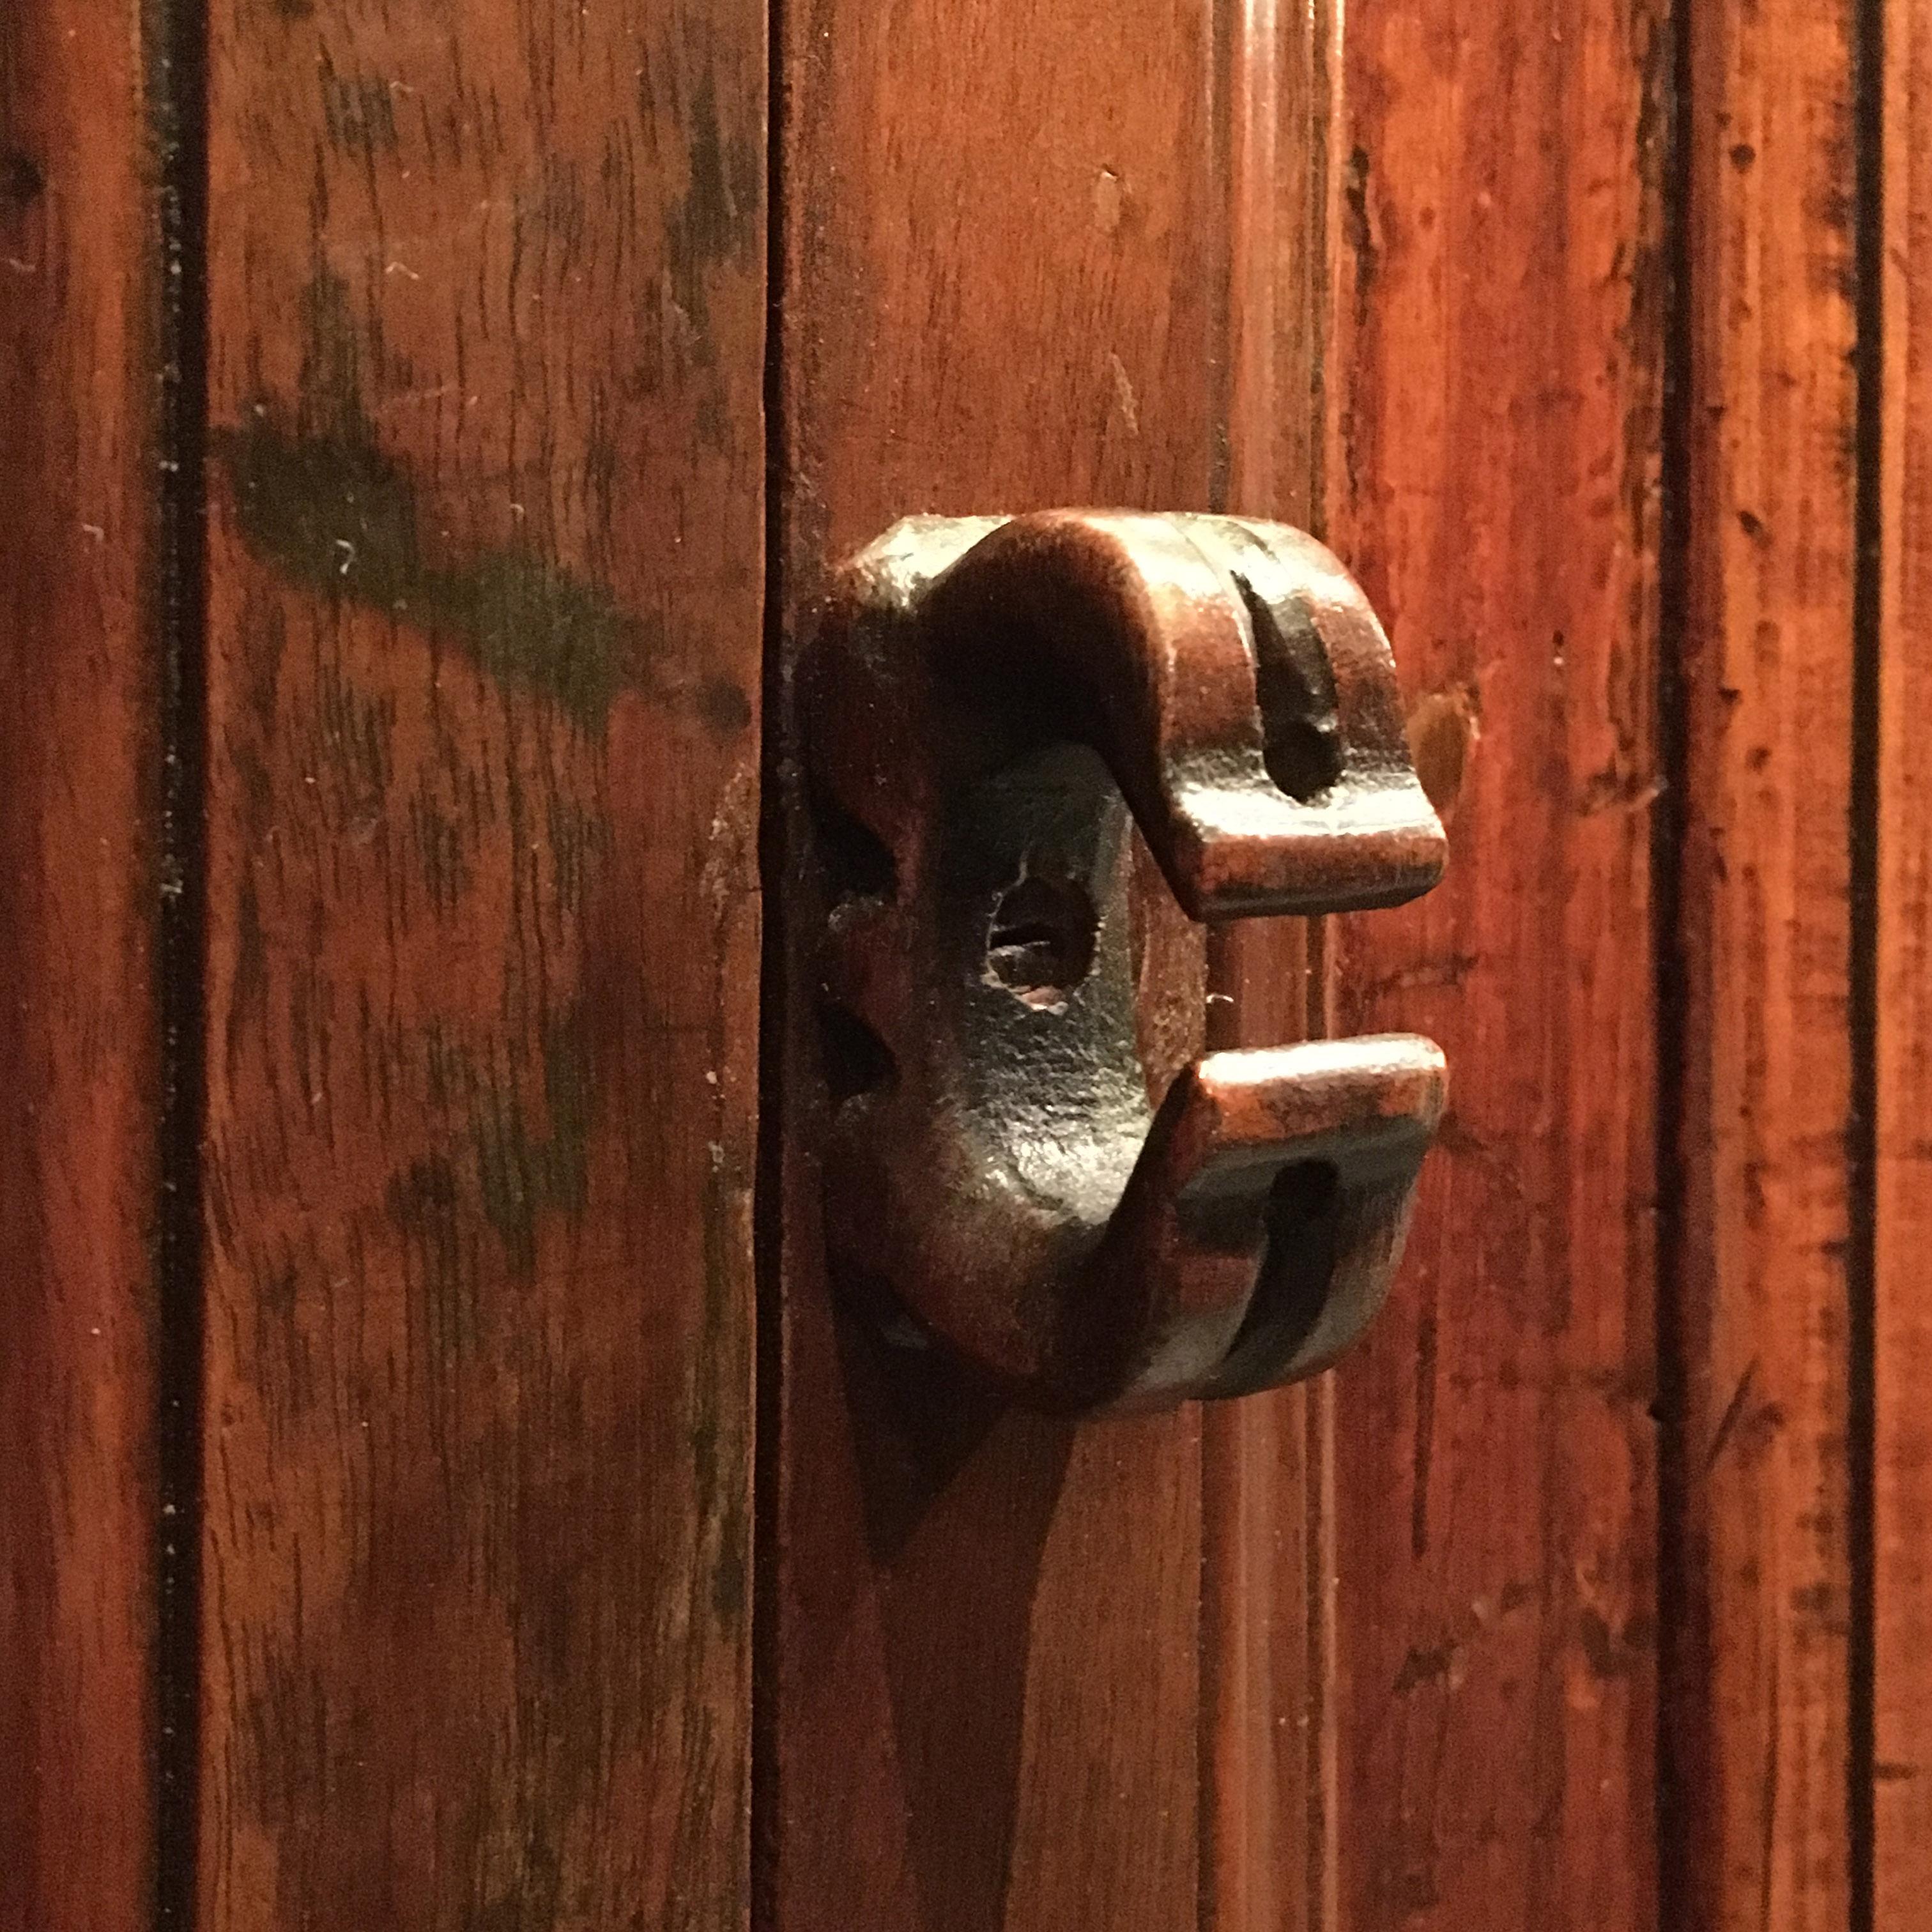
[803,510,1448,1413]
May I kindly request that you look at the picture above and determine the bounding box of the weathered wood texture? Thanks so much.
[771,1,1337,1926]
[0,8,161,1931]
[1876,0,1932,1915]
[1322,3,1667,1926]
[197,5,763,1926]
[1669,1,1861,1924]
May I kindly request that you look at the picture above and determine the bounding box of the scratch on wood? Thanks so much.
[1412,1307,1438,1558]
[1705,1357,1759,1472]
[1343,145,1378,323]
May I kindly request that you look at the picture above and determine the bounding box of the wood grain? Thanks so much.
[1199,7,1335,1928]
[1671,1,1861,1924]
[197,5,763,1926]
[0,7,162,1929]
[1876,0,1932,1915]
[1321,3,1667,1926]
[770,2,1241,1925]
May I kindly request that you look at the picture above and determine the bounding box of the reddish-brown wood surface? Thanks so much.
[197,4,763,1926]
[1877,0,1932,1915]
[10,1,1931,1926]
[1671,3,1861,1925]
[769,2,1340,1926]
[0,8,162,1929]
[1322,3,1667,1926]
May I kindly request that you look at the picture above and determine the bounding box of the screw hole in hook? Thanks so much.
[984,872,1100,1011]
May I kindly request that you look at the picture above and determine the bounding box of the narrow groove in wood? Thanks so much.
[1653,2,1694,1924]
[1196,1422,1228,1932]
[144,0,209,1924]
[1303,15,1339,1928]
[752,0,788,1914]
[1849,0,1885,1922]
[1305,0,1337,546]
[1204,0,1236,522]
[1197,3,1234,1921]
[1199,3,1334,1924]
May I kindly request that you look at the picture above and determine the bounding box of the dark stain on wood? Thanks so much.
[318,57,399,158]
[661,67,760,347]
[1576,1609,1647,1682]
[1394,1639,1457,1692]
[1342,146,1377,318]
[383,1154,468,1343]
[470,1004,594,1268]
[0,147,44,206]
[217,278,661,736]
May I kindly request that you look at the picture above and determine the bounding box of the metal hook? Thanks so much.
[803,510,1448,1413]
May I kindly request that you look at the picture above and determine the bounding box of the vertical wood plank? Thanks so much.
[1199,4,1336,1929]
[0,8,162,1929]
[1876,0,1932,1916]
[1322,4,1668,1926]
[199,5,763,1926]
[1671,0,1860,1924]
[770,4,1239,1926]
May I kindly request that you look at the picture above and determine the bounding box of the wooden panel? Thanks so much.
[1199,6,1335,1930]
[1671,0,1860,1924]
[769,3,1283,1926]
[1877,0,1932,1916]
[198,5,763,1927]
[0,8,162,1931]
[1321,3,1667,1926]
